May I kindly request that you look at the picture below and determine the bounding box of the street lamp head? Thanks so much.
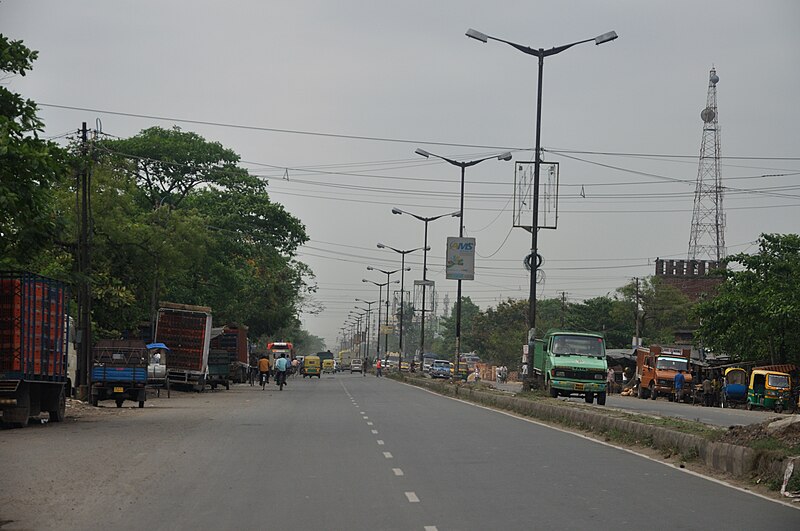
[404,267,412,272]
[594,31,618,45]
[366,266,374,271]
[465,28,489,43]
[377,243,385,249]
[497,152,513,161]
[415,148,432,158]
[451,211,462,218]
[391,207,403,215]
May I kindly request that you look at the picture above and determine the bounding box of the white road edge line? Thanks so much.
[398,380,800,512]
[405,492,420,503]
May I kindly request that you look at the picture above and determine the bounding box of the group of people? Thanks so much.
[256,354,298,389]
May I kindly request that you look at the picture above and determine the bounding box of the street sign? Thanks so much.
[446,237,475,280]
[380,325,394,335]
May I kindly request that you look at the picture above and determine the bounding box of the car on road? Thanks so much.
[430,359,451,379]
[350,359,363,373]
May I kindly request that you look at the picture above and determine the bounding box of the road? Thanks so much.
[492,380,780,427]
[1,374,797,530]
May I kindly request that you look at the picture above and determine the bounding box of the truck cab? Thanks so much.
[636,346,693,401]
[534,330,608,405]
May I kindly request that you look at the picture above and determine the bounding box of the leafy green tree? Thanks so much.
[0,34,67,268]
[695,233,800,364]
[616,276,694,345]
[431,296,480,357]
[470,298,527,367]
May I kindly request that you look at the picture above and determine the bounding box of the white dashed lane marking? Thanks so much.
[383,452,393,459]
[377,440,385,445]
[371,429,378,434]
[367,421,373,426]
[393,468,404,476]
[424,527,438,531]
[405,492,420,503]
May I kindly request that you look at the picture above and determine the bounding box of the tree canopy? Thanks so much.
[695,233,800,364]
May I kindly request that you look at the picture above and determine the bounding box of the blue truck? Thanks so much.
[90,340,149,408]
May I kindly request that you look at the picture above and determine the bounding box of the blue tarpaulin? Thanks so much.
[146,343,170,350]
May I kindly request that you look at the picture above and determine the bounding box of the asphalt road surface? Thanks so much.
[1,374,797,530]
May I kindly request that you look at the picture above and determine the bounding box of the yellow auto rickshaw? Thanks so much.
[746,369,792,413]
[302,355,321,378]
[322,358,335,374]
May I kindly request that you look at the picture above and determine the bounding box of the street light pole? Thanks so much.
[415,148,512,378]
[355,299,376,365]
[367,266,403,365]
[363,279,394,364]
[377,244,425,364]
[466,27,617,389]
[392,207,461,362]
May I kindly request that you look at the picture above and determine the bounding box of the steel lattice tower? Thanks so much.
[688,67,725,262]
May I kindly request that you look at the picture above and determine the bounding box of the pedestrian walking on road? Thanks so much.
[258,355,270,389]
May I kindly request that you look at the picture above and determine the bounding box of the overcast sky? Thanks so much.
[4,1,799,350]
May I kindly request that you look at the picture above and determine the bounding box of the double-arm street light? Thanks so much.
[415,148,512,377]
[392,207,461,361]
[466,27,617,388]
[377,243,427,364]
[367,266,406,362]
[362,278,397,362]
[355,299,376,364]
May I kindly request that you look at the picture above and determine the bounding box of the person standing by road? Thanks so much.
[703,375,713,407]
[607,368,616,394]
[674,369,686,402]
[375,359,382,377]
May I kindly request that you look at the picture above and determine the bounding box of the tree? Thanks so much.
[616,277,694,345]
[431,297,480,357]
[0,34,67,268]
[695,233,800,364]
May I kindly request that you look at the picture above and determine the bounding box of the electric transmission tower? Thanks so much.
[688,67,725,262]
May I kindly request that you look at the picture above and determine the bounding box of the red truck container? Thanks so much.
[0,272,69,426]
[209,324,249,383]
[154,302,212,391]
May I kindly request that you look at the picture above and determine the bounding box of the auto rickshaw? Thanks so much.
[721,367,747,408]
[322,358,335,374]
[302,355,321,378]
[746,369,792,413]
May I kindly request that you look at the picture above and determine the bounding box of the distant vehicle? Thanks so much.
[155,302,213,392]
[635,345,692,402]
[400,361,410,372]
[747,369,792,413]
[430,360,451,379]
[322,358,335,374]
[534,329,608,405]
[350,359,363,373]
[302,355,321,378]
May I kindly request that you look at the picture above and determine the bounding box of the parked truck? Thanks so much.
[0,271,69,426]
[90,340,148,408]
[533,329,608,405]
[154,302,212,392]
[209,323,249,383]
[635,345,693,401]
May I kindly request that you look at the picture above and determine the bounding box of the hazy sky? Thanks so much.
[4,1,799,349]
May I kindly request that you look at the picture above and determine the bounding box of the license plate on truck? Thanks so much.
[575,383,584,391]
[113,386,124,393]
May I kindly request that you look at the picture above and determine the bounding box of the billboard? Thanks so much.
[446,237,475,281]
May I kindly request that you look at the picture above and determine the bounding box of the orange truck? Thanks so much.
[635,345,693,402]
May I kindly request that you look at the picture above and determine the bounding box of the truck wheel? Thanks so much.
[584,393,594,404]
[138,401,145,408]
[91,396,99,407]
[650,383,657,400]
[545,378,558,398]
[597,392,607,406]
[115,399,124,408]
[49,387,66,422]
[225,382,230,390]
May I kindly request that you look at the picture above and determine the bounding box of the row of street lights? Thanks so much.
[345,27,617,382]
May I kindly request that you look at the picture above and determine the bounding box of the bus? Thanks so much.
[267,342,295,368]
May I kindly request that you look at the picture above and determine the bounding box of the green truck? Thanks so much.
[533,329,608,405]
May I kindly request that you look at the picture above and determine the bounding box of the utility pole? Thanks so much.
[634,277,641,347]
[76,122,93,399]
[560,292,566,328]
